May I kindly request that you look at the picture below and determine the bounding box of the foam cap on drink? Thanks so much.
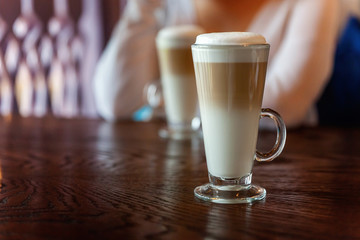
[156,25,205,48]
[193,32,268,63]
[195,32,267,46]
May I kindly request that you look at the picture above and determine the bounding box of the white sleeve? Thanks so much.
[262,0,340,127]
[93,0,165,121]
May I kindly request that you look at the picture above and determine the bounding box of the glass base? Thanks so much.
[194,183,266,204]
[194,173,266,204]
[159,127,202,140]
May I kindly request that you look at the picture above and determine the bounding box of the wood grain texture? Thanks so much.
[0,117,359,239]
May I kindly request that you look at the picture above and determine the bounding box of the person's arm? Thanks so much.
[263,0,340,127]
[93,0,165,121]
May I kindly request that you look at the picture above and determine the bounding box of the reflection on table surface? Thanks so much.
[0,117,359,239]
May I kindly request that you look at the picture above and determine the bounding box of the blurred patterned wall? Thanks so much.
[0,0,122,119]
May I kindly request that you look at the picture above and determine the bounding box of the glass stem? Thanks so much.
[54,0,69,16]
[21,0,34,15]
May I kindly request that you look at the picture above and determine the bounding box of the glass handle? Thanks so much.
[256,108,287,162]
[145,81,163,108]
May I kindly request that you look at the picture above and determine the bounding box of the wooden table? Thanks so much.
[0,117,359,239]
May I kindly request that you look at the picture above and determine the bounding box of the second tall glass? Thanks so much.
[156,25,204,140]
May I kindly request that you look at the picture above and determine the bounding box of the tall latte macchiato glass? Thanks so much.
[192,32,286,204]
[156,25,205,140]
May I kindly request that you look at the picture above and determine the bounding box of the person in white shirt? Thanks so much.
[93,0,359,127]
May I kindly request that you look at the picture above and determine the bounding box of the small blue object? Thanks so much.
[133,105,153,122]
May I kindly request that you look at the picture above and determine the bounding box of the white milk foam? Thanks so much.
[157,25,205,48]
[195,32,266,45]
[193,32,268,63]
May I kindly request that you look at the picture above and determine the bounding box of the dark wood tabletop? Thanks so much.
[0,117,359,240]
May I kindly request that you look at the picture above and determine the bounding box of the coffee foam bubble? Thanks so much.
[192,32,268,63]
[156,25,205,48]
[195,32,266,45]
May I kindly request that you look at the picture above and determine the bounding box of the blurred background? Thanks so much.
[0,0,124,119]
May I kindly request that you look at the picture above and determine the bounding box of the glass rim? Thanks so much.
[191,43,270,49]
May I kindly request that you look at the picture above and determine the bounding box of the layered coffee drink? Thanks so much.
[192,32,286,204]
[156,25,204,136]
[192,32,269,178]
